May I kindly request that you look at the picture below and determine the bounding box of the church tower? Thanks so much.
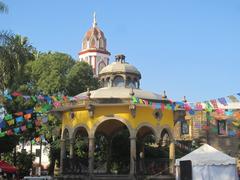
[79,13,111,76]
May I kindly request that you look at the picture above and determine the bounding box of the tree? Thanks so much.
[0,1,8,13]
[26,52,75,95]
[16,151,35,178]
[66,61,99,96]
[0,32,35,91]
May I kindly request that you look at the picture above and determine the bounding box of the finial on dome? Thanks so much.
[183,96,187,103]
[162,90,167,99]
[93,12,97,27]
[115,54,125,63]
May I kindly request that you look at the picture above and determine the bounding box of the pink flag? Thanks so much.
[210,99,218,109]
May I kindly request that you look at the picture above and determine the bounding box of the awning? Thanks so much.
[0,161,17,173]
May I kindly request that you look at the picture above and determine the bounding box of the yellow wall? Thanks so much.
[62,104,174,135]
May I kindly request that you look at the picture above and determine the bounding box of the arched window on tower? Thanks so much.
[82,38,87,49]
[113,76,124,87]
[90,38,96,48]
[99,38,104,49]
[98,61,106,74]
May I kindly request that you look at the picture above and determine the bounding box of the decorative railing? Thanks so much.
[136,158,170,175]
[63,157,88,175]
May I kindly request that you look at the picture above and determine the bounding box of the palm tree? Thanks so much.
[0,32,35,91]
[0,1,8,13]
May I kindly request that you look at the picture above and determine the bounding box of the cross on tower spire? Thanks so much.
[93,12,97,27]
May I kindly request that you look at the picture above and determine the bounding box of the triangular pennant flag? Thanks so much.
[44,96,52,104]
[51,96,58,102]
[142,99,148,105]
[21,125,27,132]
[166,104,172,110]
[225,110,233,116]
[24,113,32,120]
[184,103,191,111]
[4,95,12,100]
[63,96,68,102]
[0,121,6,129]
[15,112,24,116]
[215,109,224,115]
[31,96,37,102]
[6,119,15,126]
[189,109,195,115]
[43,104,52,111]
[23,96,31,100]
[42,116,48,123]
[53,101,61,107]
[35,119,42,127]
[210,99,218,109]
[155,103,161,109]
[14,127,20,134]
[152,102,156,109]
[228,95,239,103]
[138,98,144,104]
[27,122,33,129]
[132,96,138,104]
[6,130,13,136]
[4,114,13,121]
[16,116,24,123]
[195,102,203,110]
[204,101,213,112]
[37,95,45,101]
[12,91,22,97]
[25,109,33,114]
[161,103,165,111]
[0,131,5,137]
[218,97,228,106]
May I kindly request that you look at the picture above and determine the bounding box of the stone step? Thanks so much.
[147,175,175,180]
[92,175,132,180]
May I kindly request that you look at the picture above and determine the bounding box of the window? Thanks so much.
[218,120,226,135]
[90,38,96,48]
[113,76,124,87]
[181,120,189,135]
[98,61,106,74]
[126,78,136,88]
[99,38,105,49]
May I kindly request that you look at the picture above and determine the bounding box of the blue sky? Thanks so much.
[1,0,240,102]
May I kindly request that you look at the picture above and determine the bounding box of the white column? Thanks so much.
[69,138,74,159]
[169,141,175,174]
[60,140,66,175]
[130,137,136,178]
[88,137,95,176]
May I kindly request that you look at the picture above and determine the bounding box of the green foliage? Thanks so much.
[110,129,130,173]
[94,135,108,163]
[0,32,35,91]
[26,52,75,95]
[16,151,35,178]
[66,61,99,96]
[74,138,88,159]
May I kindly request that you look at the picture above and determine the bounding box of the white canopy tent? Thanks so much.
[175,144,238,180]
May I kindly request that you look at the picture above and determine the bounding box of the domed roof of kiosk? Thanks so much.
[99,55,141,78]
[76,87,161,100]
